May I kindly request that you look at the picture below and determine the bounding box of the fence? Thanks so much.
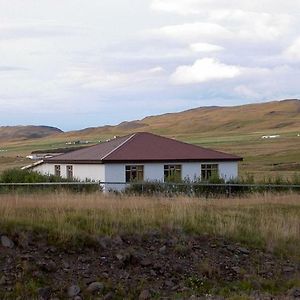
[0,181,300,196]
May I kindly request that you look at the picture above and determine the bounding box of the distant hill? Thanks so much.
[2,99,300,143]
[61,99,300,140]
[0,126,63,142]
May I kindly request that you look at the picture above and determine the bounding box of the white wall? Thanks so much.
[219,161,238,181]
[33,163,105,182]
[32,161,239,191]
[104,161,239,191]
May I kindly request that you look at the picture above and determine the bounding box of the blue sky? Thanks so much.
[1,0,300,131]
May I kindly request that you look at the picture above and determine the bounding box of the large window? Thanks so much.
[201,164,219,181]
[125,165,144,182]
[66,165,73,179]
[164,165,181,182]
[54,165,61,177]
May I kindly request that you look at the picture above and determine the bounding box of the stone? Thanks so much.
[232,266,241,274]
[140,258,152,267]
[289,288,300,298]
[1,235,14,248]
[37,287,52,300]
[103,292,114,300]
[159,246,167,254]
[97,236,111,249]
[283,266,295,273]
[40,260,57,273]
[86,282,104,294]
[139,289,151,300]
[237,247,250,255]
[67,285,81,298]
[113,235,123,246]
[0,275,6,285]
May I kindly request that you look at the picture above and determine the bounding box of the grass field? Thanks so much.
[1,192,300,259]
[1,131,300,180]
[1,100,299,179]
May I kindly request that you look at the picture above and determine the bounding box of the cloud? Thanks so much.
[59,65,166,89]
[171,58,241,84]
[284,37,300,60]
[190,42,224,53]
[234,85,260,99]
[147,22,231,43]
[0,21,87,41]
[151,0,300,15]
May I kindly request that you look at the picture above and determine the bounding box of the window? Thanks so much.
[164,165,181,182]
[54,165,61,177]
[66,165,73,179]
[201,164,219,181]
[125,165,144,182]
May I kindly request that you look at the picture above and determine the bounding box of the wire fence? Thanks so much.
[0,181,300,196]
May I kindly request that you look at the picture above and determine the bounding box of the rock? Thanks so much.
[37,287,51,300]
[174,264,185,274]
[289,287,300,298]
[86,281,104,294]
[237,247,250,255]
[97,236,112,249]
[159,245,167,253]
[40,260,57,273]
[103,292,114,300]
[283,266,295,273]
[1,235,14,248]
[226,245,235,252]
[73,296,82,300]
[139,289,151,300]
[165,280,174,288]
[140,258,152,267]
[232,266,241,274]
[0,275,6,285]
[113,235,123,246]
[67,285,81,298]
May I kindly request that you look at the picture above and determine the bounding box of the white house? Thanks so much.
[25,132,242,191]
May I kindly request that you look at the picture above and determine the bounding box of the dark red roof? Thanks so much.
[45,132,242,164]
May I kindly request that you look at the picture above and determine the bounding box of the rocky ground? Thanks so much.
[0,231,300,300]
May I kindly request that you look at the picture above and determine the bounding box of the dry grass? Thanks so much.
[0,192,300,258]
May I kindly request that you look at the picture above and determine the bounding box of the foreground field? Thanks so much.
[1,192,300,255]
[0,193,300,299]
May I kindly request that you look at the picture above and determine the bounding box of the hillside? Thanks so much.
[1,99,300,178]
[0,125,63,142]
[61,99,300,140]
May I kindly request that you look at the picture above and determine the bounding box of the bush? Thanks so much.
[0,168,100,193]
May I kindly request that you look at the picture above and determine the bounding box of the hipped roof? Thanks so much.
[45,132,242,164]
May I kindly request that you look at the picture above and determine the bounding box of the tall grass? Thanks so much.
[0,192,300,258]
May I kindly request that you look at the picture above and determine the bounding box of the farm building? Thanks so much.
[25,132,242,190]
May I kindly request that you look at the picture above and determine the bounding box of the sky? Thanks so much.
[0,0,300,131]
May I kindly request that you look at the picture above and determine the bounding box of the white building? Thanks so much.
[25,132,242,191]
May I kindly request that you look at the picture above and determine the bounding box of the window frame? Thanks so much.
[54,165,61,177]
[66,165,73,180]
[125,165,144,183]
[201,164,219,181]
[164,164,182,182]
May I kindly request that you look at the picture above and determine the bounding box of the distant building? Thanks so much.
[261,135,280,139]
[23,132,242,191]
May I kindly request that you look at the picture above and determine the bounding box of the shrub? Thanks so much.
[0,168,100,193]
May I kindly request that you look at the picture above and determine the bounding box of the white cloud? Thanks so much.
[151,0,300,15]
[190,42,224,53]
[171,58,241,84]
[59,65,166,89]
[284,37,300,60]
[148,22,231,43]
[234,85,260,99]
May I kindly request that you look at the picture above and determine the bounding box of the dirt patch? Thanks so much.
[0,232,299,299]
